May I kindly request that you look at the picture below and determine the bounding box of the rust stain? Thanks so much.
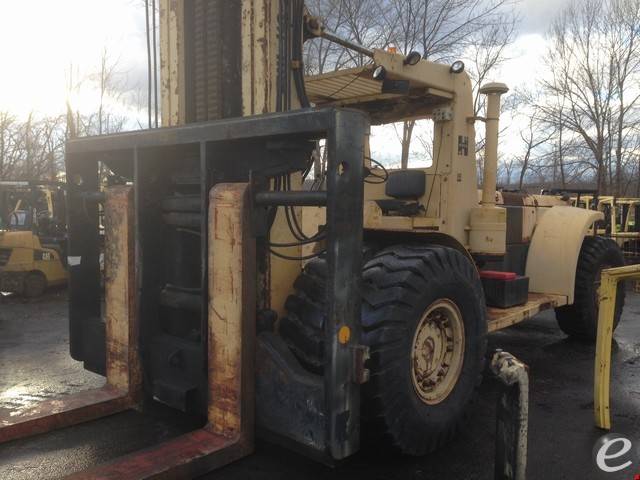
[214,383,240,403]
[0,387,130,444]
[65,427,250,479]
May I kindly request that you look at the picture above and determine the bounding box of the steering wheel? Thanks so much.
[9,211,20,226]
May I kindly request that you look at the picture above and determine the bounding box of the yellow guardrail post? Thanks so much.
[594,264,640,429]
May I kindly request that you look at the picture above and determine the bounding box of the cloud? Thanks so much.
[0,0,569,162]
[518,0,573,34]
[0,0,148,119]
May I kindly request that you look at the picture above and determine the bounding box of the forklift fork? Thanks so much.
[0,183,256,479]
[0,186,139,443]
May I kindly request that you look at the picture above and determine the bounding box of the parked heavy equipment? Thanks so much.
[595,197,640,263]
[569,193,640,263]
[0,181,67,296]
[0,2,624,477]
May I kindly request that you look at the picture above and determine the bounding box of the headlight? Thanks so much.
[372,65,387,81]
[403,51,422,66]
[450,60,465,74]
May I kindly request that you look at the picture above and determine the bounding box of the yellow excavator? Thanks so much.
[0,181,67,297]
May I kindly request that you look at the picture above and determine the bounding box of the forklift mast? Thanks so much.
[66,0,367,462]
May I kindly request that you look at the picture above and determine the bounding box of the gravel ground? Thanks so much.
[0,289,639,479]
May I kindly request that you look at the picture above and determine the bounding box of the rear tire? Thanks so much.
[23,271,47,298]
[555,236,625,341]
[280,245,487,455]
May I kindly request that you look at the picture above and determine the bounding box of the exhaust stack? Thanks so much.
[479,82,509,207]
[468,82,509,256]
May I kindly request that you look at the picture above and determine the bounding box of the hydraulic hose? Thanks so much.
[292,0,311,108]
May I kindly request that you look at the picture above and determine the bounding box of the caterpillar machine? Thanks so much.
[0,1,624,478]
[0,181,67,296]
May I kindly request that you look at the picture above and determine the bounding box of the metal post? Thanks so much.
[594,264,640,429]
[254,191,327,206]
[491,350,529,480]
[319,29,374,58]
[324,110,366,460]
[66,153,103,369]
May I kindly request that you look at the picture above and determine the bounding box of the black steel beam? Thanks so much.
[254,191,327,206]
[66,109,346,155]
[324,109,366,459]
[65,152,105,374]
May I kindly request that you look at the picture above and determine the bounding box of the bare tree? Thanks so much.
[92,48,128,136]
[0,112,20,179]
[304,1,518,168]
[305,0,394,73]
[387,0,518,168]
[304,0,349,74]
[516,109,555,189]
[498,155,516,186]
[466,17,518,116]
[548,97,567,188]
[0,46,142,182]
[539,0,640,194]
[0,113,66,181]
[608,0,640,194]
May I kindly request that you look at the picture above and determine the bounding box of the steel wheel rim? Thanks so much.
[411,299,465,405]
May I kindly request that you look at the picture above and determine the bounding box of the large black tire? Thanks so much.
[23,271,47,298]
[280,245,487,455]
[555,236,625,341]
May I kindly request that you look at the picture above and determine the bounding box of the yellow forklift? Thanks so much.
[569,192,640,263]
[0,181,67,297]
[0,2,622,478]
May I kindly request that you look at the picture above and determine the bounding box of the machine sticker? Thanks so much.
[34,250,53,261]
[68,256,82,266]
[458,136,469,156]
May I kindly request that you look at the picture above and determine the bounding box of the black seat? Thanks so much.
[385,170,426,199]
[374,170,426,217]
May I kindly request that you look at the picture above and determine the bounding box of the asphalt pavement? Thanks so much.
[0,289,639,479]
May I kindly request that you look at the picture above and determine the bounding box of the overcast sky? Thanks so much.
[0,0,575,162]
[519,0,574,33]
[0,0,148,119]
